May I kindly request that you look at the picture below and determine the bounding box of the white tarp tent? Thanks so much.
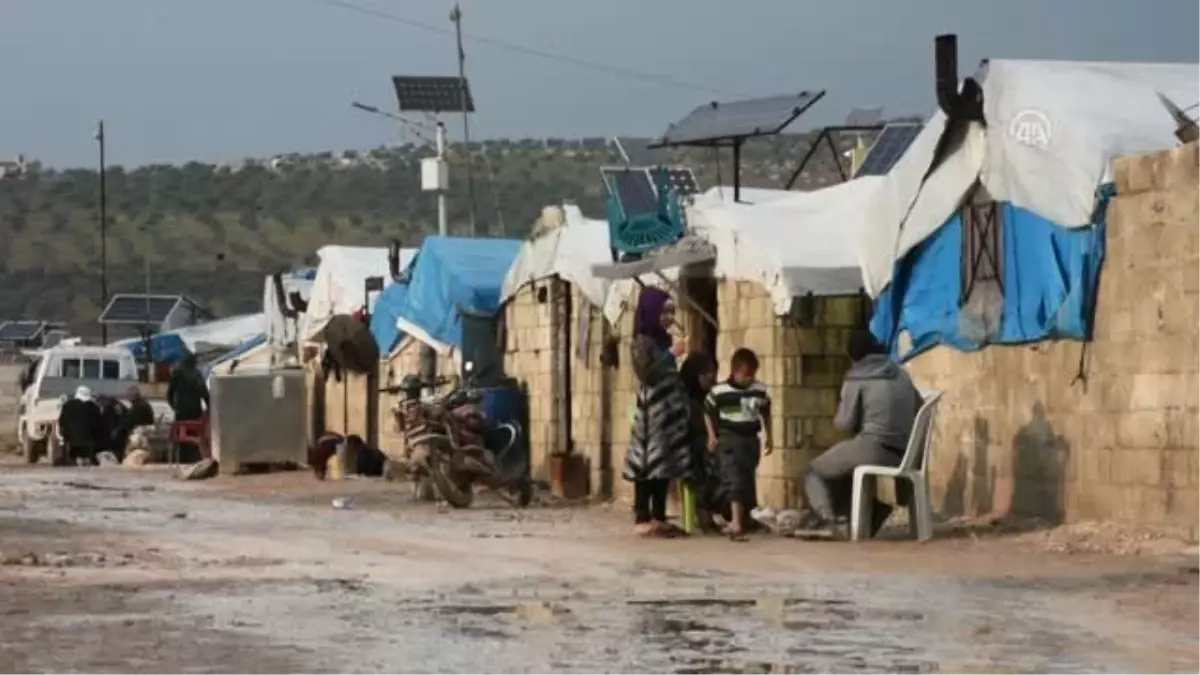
[858,58,1199,297]
[688,179,884,314]
[262,270,315,350]
[501,205,615,311]
[301,245,417,342]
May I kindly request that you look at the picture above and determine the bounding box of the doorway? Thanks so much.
[680,263,719,359]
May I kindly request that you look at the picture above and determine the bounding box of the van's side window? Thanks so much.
[81,359,122,379]
[61,359,82,379]
[102,360,121,379]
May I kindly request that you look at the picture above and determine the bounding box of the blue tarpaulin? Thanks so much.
[126,333,191,364]
[380,236,522,353]
[871,188,1111,361]
[369,283,409,355]
[200,333,267,379]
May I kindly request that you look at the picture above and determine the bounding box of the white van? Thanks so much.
[17,345,173,464]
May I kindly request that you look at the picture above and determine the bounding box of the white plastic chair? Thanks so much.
[850,389,944,542]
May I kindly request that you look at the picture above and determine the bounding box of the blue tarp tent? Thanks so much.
[126,333,191,364]
[370,283,409,355]
[383,236,522,353]
[200,333,268,379]
[871,188,1112,361]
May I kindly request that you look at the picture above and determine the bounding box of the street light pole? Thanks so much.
[351,101,448,237]
[95,121,108,344]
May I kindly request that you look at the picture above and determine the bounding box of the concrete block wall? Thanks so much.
[907,142,1199,539]
[376,341,455,458]
[0,363,25,448]
[713,281,867,509]
[502,284,556,480]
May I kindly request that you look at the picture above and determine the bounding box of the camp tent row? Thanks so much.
[498,57,1198,507]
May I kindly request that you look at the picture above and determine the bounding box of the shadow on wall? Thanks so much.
[943,415,997,518]
[1010,401,1070,526]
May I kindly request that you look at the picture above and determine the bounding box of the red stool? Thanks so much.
[167,418,209,466]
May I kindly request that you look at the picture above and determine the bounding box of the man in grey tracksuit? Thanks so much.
[802,329,922,537]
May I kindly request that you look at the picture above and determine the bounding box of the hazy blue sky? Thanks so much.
[1,0,1196,167]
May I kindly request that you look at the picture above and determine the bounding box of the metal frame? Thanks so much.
[783,124,884,190]
[589,237,720,329]
[650,91,826,203]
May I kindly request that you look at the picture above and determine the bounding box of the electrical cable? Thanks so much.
[314,0,740,96]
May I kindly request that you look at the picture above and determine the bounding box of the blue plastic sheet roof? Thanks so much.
[200,333,268,379]
[370,282,409,355]
[379,236,521,352]
[125,333,191,364]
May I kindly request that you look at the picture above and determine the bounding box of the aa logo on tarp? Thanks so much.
[1009,109,1053,149]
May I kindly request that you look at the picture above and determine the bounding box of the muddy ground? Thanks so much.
[0,465,1195,674]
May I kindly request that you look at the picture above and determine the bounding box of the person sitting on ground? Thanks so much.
[800,329,922,538]
[113,385,156,462]
[705,348,773,542]
[58,386,103,466]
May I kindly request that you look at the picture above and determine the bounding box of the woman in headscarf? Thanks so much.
[624,287,692,537]
[679,352,723,532]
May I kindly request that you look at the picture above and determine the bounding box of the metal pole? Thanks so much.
[450,3,477,236]
[435,121,448,237]
[97,121,108,344]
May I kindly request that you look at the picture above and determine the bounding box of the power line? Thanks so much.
[314,0,739,96]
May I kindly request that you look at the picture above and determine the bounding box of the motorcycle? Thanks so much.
[383,362,532,509]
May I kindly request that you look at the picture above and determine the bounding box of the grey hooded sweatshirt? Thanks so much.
[833,354,922,452]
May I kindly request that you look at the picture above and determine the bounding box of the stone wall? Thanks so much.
[713,282,869,508]
[908,142,1199,539]
[376,340,455,458]
[0,361,25,449]
[503,283,557,480]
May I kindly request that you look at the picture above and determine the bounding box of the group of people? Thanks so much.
[56,354,212,466]
[622,287,923,541]
[57,384,155,466]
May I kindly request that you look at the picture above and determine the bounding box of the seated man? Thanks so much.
[801,330,922,538]
[58,386,103,466]
[114,386,156,461]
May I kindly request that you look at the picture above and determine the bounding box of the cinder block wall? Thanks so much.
[907,142,1199,539]
[376,341,455,458]
[502,284,556,481]
[714,281,868,509]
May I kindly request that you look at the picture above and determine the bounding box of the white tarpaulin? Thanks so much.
[301,245,416,342]
[857,58,1198,297]
[262,270,314,349]
[688,179,883,314]
[501,205,614,311]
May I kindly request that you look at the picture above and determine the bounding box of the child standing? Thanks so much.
[705,348,773,541]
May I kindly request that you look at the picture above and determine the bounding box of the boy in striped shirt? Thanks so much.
[704,348,773,541]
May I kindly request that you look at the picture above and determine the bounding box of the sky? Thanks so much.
[1,0,1196,168]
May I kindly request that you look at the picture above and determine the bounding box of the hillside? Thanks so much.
[0,130,873,334]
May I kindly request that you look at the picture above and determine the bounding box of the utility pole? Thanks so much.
[435,121,448,237]
[450,3,477,236]
[95,121,108,344]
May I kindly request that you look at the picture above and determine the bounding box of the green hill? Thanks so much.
[0,130,873,335]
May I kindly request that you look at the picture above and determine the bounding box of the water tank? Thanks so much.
[479,378,529,477]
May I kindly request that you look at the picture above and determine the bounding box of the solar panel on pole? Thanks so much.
[0,321,44,342]
[391,75,474,113]
[99,294,181,326]
[653,91,825,147]
[855,123,923,177]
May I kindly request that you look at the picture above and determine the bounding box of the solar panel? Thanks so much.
[99,294,181,326]
[0,321,45,342]
[655,91,825,146]
[855,123,923,177]
[657,168,700,197]
[391,75,474,113]
[845,107,884,127]
[605,169,659,217]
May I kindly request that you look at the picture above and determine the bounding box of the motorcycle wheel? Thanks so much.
[498,477,533,508]
[429,458,474,509]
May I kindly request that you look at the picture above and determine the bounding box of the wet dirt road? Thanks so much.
[0,466,1195,673]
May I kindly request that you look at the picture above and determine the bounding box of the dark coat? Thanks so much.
[59,398,103,450]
